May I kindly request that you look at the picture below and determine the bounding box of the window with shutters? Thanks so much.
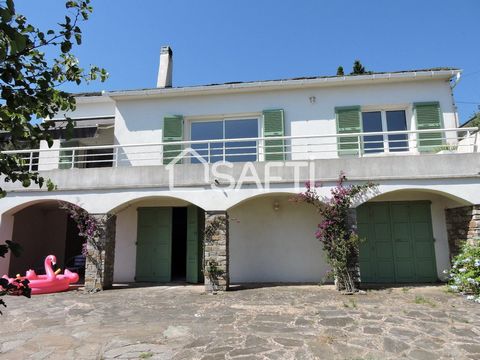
[361,110,409,153]
[189,118,259,163]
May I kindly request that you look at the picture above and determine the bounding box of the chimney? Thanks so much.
[156,46,173,88]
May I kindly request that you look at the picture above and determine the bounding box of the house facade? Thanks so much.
[0,47,479,291]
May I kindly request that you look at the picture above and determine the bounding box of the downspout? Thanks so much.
[450,71,462,127]
[451,71,462,89]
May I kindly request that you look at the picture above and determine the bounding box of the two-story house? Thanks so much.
[0,46,479,291]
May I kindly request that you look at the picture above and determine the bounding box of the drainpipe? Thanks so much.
[450,71,462,128]
[451,71,462,89]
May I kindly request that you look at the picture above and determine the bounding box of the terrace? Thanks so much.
[3,127,478,171]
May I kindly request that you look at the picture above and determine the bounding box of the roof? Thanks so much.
[74,67,461,100]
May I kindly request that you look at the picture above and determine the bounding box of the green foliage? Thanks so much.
[293,173,376,293]
[446,239,480,303]
[467,113,480,128]
[139,352,153,359]
[0,0,107,196]
[0,239,22,258]
[414,295,436,307]
[0,240,30,314]
[336,66,344,76]
[350,60,369,75]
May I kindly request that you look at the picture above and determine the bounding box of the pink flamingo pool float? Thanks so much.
[2,255,79,295]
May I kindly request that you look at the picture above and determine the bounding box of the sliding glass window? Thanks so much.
[190,118,258,163]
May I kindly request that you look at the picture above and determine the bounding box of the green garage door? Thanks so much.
[136,207,172,282]
[357,201,437,283]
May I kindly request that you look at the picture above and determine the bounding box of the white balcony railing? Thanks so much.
[2,127,478,171]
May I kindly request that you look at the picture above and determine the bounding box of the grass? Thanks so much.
[414,295,436,307]
[343,298,357,308]
[139,352,153,359]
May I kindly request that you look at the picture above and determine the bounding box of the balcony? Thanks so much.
[2,127,478,171]
[0,127,477,194]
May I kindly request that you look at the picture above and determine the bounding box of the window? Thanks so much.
[361,110,408,153]
[190,118,258,163]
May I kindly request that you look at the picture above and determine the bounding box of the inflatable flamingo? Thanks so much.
[2,255,79,295]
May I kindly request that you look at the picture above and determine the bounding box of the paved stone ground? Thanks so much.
[0,284,479,359]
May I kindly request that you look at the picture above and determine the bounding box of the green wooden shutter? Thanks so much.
[163,115,183,164]
[186,206,205,283]
[414,102,443,152]
[335,106,361,156]
[136,207,172,282]
[263,109,285,161]
[186,206,199,283]
[58,140,78,169]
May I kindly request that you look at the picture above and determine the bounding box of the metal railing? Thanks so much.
[2,127,478,170]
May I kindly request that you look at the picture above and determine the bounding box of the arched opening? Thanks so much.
[355,188,469,283]
[228,193,329,284]
[110,196,205,284]
[6,200,86,282]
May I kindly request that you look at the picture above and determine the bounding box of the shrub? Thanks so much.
[292,173,376,293]
[446,239,480,303]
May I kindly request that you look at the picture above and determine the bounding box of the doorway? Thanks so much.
[171,207,187,281]
[135,206,204,283]
[357,201,437,283]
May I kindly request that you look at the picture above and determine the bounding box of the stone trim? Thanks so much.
[84,214,117,291]
[204,211,229,292]
[445,205,480,257]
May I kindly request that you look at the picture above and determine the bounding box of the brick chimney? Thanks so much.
[156,46,173,88]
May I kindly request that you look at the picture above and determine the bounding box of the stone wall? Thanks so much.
[204,212,229,292]
[84,214,117,291]
[445,205,480,257]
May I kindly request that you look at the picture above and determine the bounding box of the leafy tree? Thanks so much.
[468,112,480,128]
[0,241,30,313]
[0,0,108,197]
[0,0,107,310]
[336,66,344,76]
[350,60,367,75]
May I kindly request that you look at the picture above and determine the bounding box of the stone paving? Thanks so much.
[0,284,479,359]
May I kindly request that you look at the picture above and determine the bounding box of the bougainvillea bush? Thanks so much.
[446,240,480,303]
[59,201,109,291]
[292,173,376,293]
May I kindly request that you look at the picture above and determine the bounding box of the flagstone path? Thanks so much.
[0,284,479,359]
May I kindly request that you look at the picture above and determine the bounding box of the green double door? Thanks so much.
[357,201,437,283]
[135,206,203,283]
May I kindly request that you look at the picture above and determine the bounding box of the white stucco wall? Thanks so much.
[113,198,190,283]
[112,79,457,164]
[52,97,115,120]
[229,194,328,283]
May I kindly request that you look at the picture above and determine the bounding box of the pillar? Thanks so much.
[445,205,480,257]
[204,211,229,292]
[84,214,116,291]
[345,208,361,290]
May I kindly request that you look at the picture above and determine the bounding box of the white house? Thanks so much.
[0,46,479,291]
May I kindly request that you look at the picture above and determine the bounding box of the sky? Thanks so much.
[16,0,480,124]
